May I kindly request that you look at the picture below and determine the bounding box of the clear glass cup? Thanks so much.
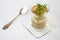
[31,2,50,30]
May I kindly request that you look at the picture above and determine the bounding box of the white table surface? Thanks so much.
[0,0,60,40]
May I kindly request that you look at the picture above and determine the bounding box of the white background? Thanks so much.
[0,0,60,40]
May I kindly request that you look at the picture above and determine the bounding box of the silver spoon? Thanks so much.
[3,6,27,30]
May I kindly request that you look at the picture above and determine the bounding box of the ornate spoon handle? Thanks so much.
[3,15,19,30]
